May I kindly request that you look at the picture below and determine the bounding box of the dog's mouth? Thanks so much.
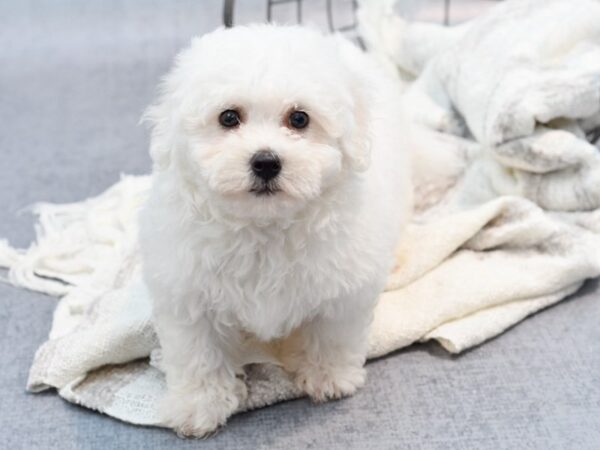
[249,179,281,196]
[249,185,281,196]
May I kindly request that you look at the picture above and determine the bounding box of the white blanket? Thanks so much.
[1,0,599,428]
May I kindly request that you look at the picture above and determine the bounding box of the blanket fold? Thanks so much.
[1,0,599,428]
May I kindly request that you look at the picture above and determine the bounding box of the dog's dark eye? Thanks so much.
[219,109,241,128]
[288,111,309,130]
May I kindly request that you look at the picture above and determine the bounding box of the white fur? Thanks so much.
[139,24,412,437]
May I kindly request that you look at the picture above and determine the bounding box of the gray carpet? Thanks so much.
[1,1,599,449]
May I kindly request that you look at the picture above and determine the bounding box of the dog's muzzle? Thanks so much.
[249,150,281,196]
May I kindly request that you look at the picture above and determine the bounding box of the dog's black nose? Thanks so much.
[250,151,281,181]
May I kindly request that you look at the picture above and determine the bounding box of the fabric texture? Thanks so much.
[0,0,598,432]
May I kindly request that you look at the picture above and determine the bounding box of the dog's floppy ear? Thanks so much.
[141,37,205,171]
[336,40,374,173]
[141,100,174,171]
[340,87,372,172]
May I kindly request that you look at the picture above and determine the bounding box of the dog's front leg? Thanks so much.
[283,285,379,402]
[155,310,246,437]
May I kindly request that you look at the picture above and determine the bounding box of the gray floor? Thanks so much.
[1,1,599,449]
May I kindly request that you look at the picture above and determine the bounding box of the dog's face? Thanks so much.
[146,26,370,222]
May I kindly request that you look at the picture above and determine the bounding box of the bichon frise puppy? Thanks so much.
[139,24,412,437]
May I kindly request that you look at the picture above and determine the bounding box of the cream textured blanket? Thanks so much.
[1,0,599,428]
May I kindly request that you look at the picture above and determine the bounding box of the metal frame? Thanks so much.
[443,0,451,25]
[267,0,303,24]
[223,0,235,27]
[325,0,359,34]
[223,1,508,33]
[224,0,359,34]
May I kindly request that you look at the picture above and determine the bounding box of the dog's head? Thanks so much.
[145,25,371,222]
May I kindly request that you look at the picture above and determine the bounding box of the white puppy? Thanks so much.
[139,24,412,437]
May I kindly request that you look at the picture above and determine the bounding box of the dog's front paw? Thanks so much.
[161,378,247,438]
[295,363,366,403]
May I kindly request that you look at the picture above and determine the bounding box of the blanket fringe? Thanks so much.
[0,175,151,297]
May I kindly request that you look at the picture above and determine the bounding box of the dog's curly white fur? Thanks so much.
[139,25,412,437]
